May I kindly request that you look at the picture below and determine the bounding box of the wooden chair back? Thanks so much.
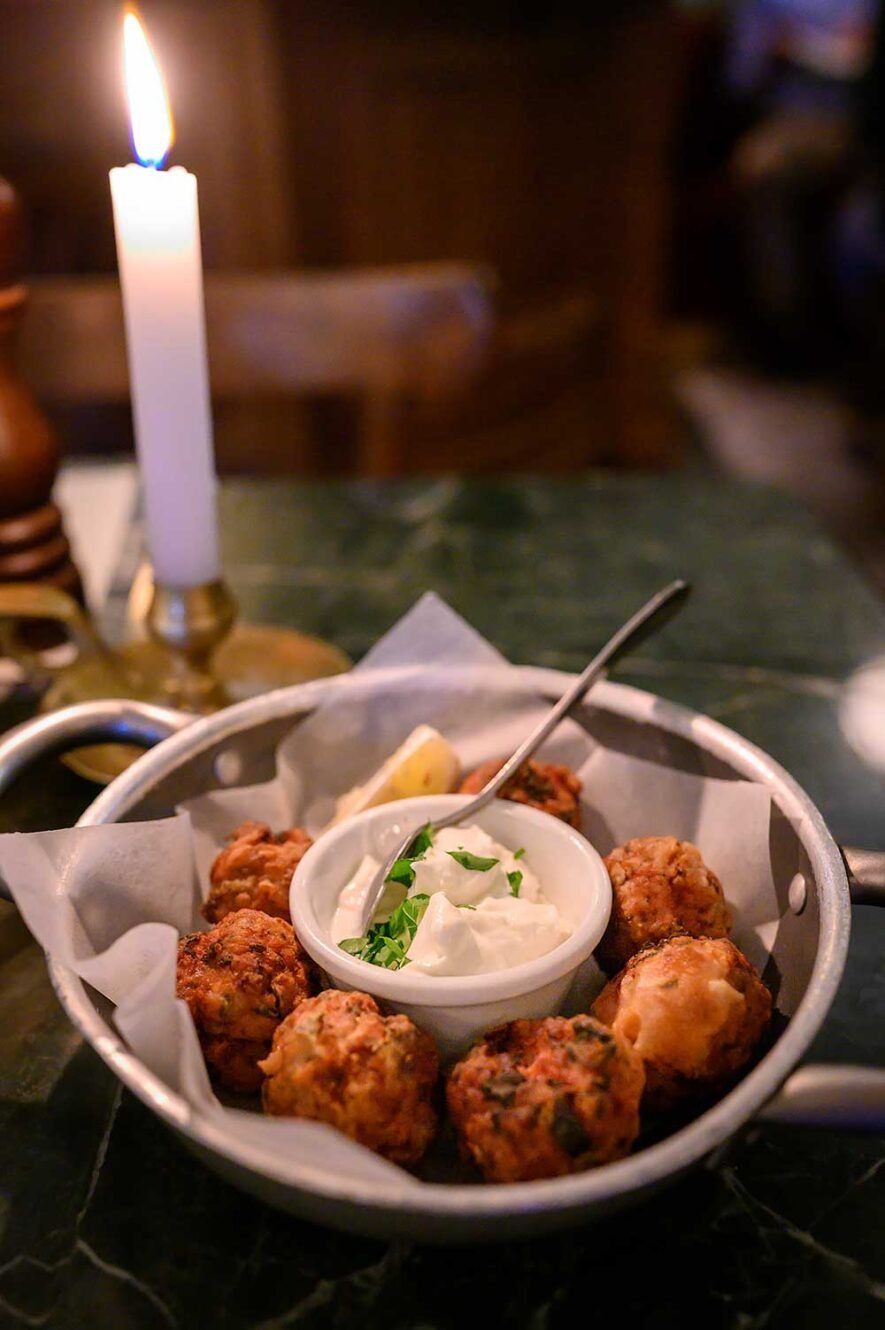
[17,264,495,474]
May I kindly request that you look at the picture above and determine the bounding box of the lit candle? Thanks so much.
[109,11,220,588]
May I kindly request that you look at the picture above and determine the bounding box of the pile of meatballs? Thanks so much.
[176,757,771,1184]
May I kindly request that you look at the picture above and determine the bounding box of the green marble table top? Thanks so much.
[1,474,884,1329]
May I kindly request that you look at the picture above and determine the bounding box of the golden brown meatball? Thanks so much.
[595,835,732,973]
[203,820,313,924]
[459,758,583,829]
[177,909,315,1094]
[446,1016,644,1183]
[592,935,771,1113]
[260,990,439,1164]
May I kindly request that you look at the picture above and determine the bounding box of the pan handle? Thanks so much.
[759,857,885,1128]
[842,846,885,905]
[0,700,192,902]
[758,1065,885,1129]
[0,700,191,800]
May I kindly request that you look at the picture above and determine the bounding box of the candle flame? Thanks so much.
[123,9,174,168]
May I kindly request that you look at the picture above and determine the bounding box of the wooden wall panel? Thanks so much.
[273,4,681,468]
[278,12,626,293]
[0,0,683,472]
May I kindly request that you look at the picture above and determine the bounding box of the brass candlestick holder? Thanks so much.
[129,578,239,712]
[0,573,350,783]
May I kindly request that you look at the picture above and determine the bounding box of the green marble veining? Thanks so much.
[212,476,885,676]
[1,474,884,1329]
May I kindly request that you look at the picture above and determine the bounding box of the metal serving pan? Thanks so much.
[1,666,883,1243]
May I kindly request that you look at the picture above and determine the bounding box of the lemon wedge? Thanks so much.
[328,725,460,827]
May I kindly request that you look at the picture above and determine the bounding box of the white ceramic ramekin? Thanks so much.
[290,794,611,1057]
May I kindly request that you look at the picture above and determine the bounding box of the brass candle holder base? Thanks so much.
[0,576,350,784]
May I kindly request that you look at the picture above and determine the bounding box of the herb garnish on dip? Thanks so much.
[334,825,570,976]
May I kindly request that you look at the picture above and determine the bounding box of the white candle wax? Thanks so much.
[109,162,220,587]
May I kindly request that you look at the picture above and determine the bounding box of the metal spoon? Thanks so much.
[353,577,691,936]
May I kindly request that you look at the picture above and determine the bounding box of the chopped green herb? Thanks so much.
[481,1070,525,1105]
[338,893,431,970]
[409,824,434,858]
[507,870,523,897]
[380,935,407,962]
[551,1099,591,1157]
[513,847,526,860]
[572,1021,613,1044]
[393,893,431,933]
[447,849,499,872]
[383,824,434,889]
[457,903,477,910]
[386,857,417,888]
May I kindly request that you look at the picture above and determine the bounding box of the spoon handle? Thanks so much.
[355,578,690,934]
[440,577,691,825]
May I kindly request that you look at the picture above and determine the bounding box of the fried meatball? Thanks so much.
[177,909,314,1094]
[459,758,582,829]
[592,935,771,1113]
[446,1016,644,1183]
[595,835,732,973]
[203,820,313,924]
[260,990,439,1164]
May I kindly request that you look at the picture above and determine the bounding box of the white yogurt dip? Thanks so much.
[332,824,570,976]
[330,854,386,945]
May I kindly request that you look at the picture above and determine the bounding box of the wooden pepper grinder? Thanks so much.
[0,176,83,648]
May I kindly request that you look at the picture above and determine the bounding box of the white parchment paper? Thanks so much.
[0,592,778,1185]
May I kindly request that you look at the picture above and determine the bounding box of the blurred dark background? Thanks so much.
[1,0,884,585]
